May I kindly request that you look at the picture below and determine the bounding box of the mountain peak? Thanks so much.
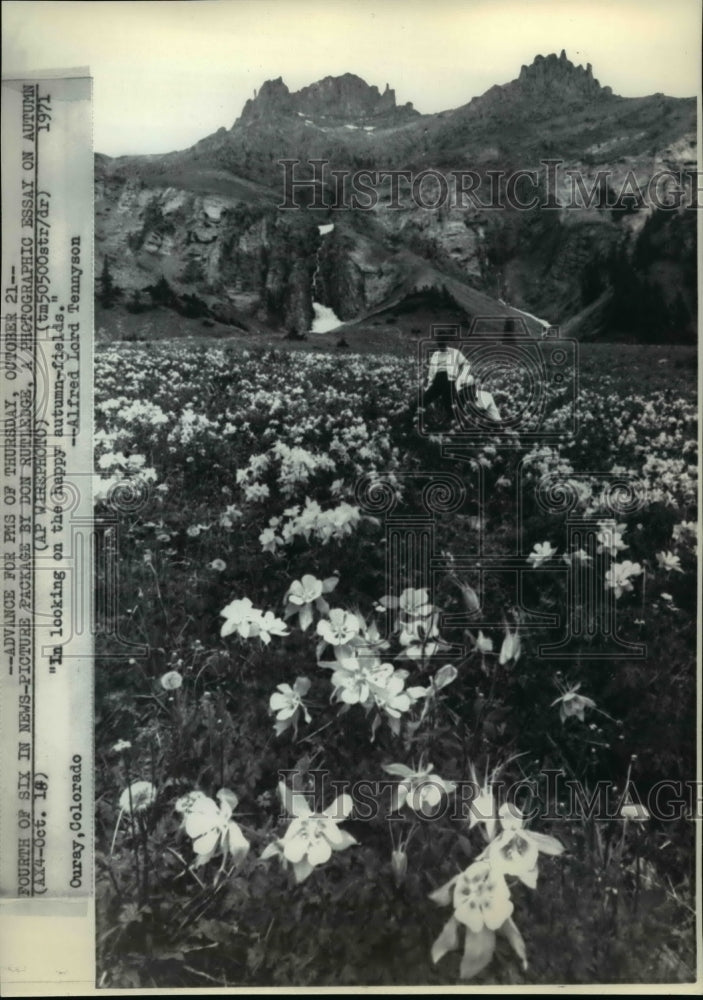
[467,50,614,116]
[516,51,613,99]
[296,73,399,118]
[238,72,417,124]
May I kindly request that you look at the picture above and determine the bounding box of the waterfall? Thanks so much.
[310,224,343,334]
[498,298,551,330]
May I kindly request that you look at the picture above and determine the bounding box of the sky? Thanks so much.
[2,0,701,157]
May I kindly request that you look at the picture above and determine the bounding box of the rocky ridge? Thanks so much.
[95,52,697,343]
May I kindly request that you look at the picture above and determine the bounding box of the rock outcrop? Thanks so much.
[239,72,417,125]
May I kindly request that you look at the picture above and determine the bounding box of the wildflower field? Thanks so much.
[94,338,698,989]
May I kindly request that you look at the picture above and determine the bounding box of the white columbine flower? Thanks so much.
[563,548,593,566]
[175,789,250,870]
[259,526,282,553]
[672,521,697,545]
[370,672,416,724]
[261,782,357,884]
[484,803,564,889]
[330,654,379,706]
[429,859,526,980]
[269,677,312,735]
[596,526,628,555]
[551,683,596,723]
[287,573,323,606]
[316,608,360,647]
[449,859,514,934]
[284,574,337,631]
[397,587,433,618]
[220,597,256,637]
[656,550,683,573]
[251,610,289,644]
[527,541,557,568]
[384,762,455,816]
[604,560,643,599]
[220,598,288,643]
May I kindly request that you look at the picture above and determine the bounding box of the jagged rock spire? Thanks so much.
[516,51,612,99]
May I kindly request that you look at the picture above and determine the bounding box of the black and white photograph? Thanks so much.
[1,0,701,993]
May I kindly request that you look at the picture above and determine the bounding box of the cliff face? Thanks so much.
[95,53,698,343]
[95,165,319,333]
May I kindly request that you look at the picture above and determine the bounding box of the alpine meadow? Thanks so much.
[93,49,699,989]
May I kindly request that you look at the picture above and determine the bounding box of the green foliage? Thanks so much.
[94,342,697,988]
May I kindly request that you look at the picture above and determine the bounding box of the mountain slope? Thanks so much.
[95,52,697,343]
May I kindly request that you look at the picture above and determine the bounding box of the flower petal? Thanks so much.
[292,857,314,884]
[192,829,220,856]
[382,763,415,778]
[517,865,539,889]
[431,915,460,964]
[260,840,282,861]
[299,603,314,632]
[282,833,309,864]
[278,782,312,818]
[307,836,332,866]
[459,926,496,980]
[323,793,354,820]
[216,788,238,818]
[527,830,565,856]
[225,821,250,864]
[184,810,219,839]
[428,874,459,907]
[498,801,524,831]
[455,895,486,934]
[498,916,528,971]
[331,828,357,851]
[483,890,514,931]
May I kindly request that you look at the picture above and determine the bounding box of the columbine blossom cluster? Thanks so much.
[257,579,465,740]
[315,603,429,737]
[259,498,370,551]
[604,559,643,599]
[236,443,337,500]
[167,406,220,447]
[326,653,423,736]
[220,597,288,643]
[97,344,695,984]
